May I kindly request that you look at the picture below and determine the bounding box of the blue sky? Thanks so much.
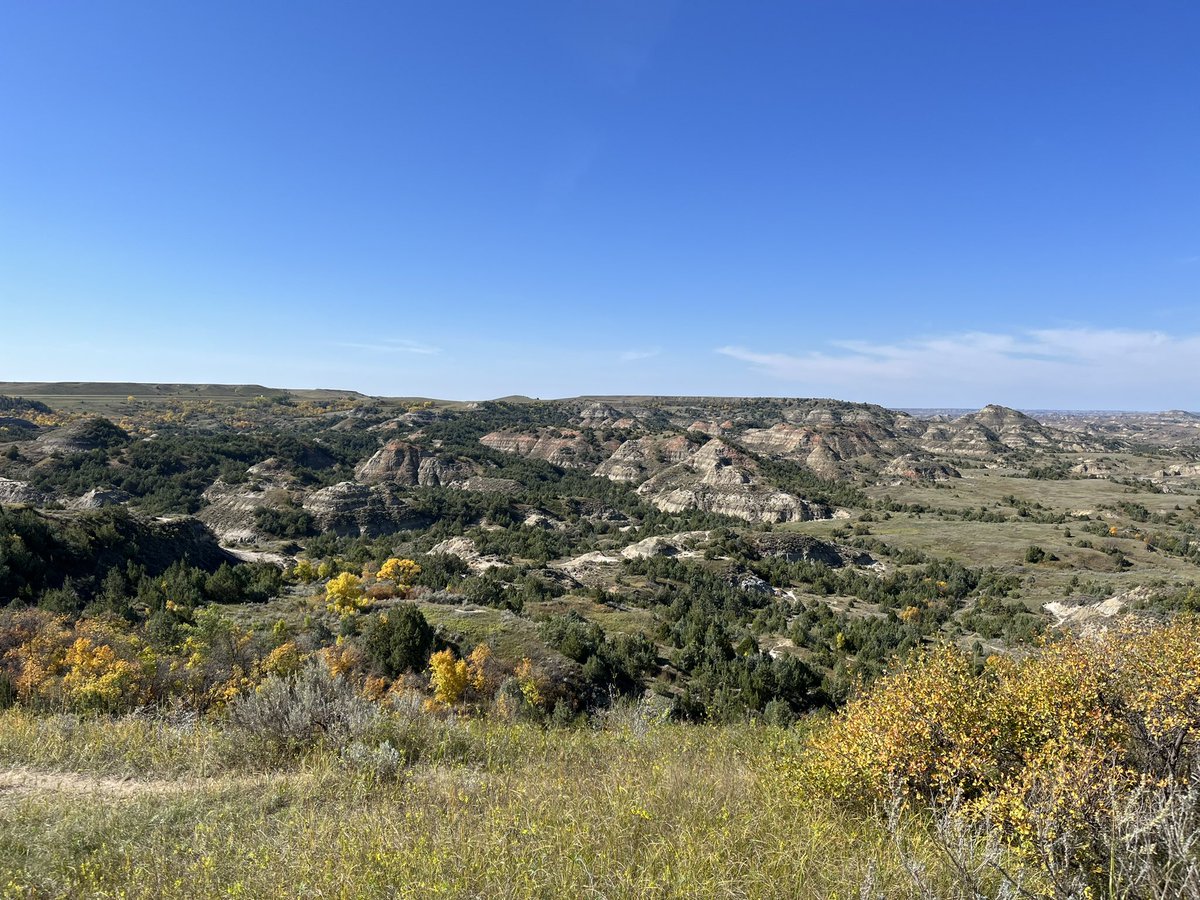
[1,1,1197,408]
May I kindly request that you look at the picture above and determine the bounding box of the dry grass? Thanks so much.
[0,709,1028,899]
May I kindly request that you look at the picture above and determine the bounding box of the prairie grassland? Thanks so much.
[871,463,1200,507]
[789,466,1200,607]
[0,710,1018,899]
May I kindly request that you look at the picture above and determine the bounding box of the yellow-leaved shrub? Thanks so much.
[427,648,470,709]
[799,616,1200,870]
[1,611,153,713]
[424,644,497,710]
[377,558,420,585]
[325,572,367,615]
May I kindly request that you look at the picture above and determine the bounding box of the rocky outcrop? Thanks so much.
[459,476,523,494]
[0,478,45,506]
[301,482,428,537]
[965,405,1056,443]
[739,406,913,477]
[1072,459,1126,478]
[245,458,300,480]
[199,474,293,544]
[880,454,960,483]
[548,530,713,585]
[354,440,470,486]
[919,405,1085,456]
[781,402,922,433]
[69,488,132,510]
[197,457,326,544]
[480,429,595,469]
[369,408,442,433]
[919,420,1008,457]
[728,571,774,594]
[548,550,623,586]
[523,511,566,530]
[330,415,374,432]
[570,400,665,430]
[355,440,422,483]
[1043,594,1127,629]
[750,533,871,568]
[618,530,711,560]
[636,439,831,524]
[593,434,697,483]
[1042,586,1157,632]
[36,417,129,454]
[687,420,731,437]
[575,401,625,425]
[1155,463,1200,478]
[428,536,508,572]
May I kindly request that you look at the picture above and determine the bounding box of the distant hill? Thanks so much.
[0,381,367,399]
[0,382,367,411]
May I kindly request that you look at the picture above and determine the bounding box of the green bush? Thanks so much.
[361,605,434,677]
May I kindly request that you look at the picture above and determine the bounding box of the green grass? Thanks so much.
[785,463,1200,610]
[527,595,659,638]
[0,711,250,777]
[414,601,565,665]
[868,467,1199,514]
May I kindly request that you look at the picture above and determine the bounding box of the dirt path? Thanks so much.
[0,767,294,801]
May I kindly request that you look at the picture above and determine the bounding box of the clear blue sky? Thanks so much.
[2,1,1197,408]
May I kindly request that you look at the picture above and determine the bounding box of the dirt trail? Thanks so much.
[0,767,293,801]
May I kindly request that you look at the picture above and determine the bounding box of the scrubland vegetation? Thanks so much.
[3,391,1200,895]
[0,707,985,899]
[2,611,1197,897]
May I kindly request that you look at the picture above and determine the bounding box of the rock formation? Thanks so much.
[480,429,596,469]
[919,405,1085,456]
[69,488,133,510]
[354,440,470,486]
[0,478,45,505]
[592,434,697,483]
[880,454,961,483]
[636,439,831,524]
[302,481,428,537]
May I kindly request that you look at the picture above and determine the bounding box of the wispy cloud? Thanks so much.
[333,338,441,356]
[619,347,661,362]
[717,329,1200,408]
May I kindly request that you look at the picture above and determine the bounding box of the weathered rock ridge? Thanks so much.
[355,440,470,486]
[302,482,428,537]
[480,429,596,469]
[593,434,697,482]
[636,439,832,524]
[880,454,961,483]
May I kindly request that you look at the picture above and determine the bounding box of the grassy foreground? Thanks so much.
[0,710,1016,899]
